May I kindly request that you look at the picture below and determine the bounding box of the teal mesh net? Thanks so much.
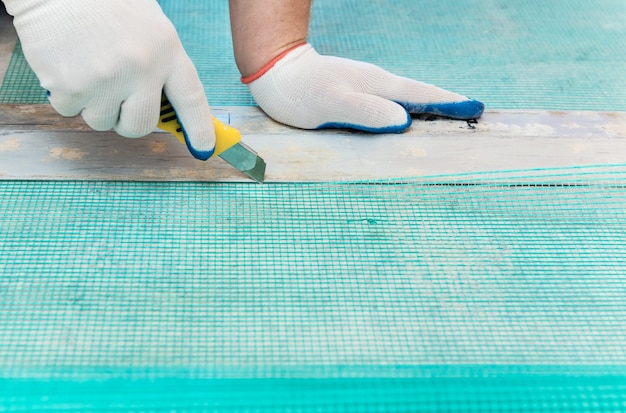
[2,165,626,411]
[1,0,625,110]
[1,0,626,411]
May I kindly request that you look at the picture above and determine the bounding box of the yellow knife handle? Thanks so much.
[158,94,241,158]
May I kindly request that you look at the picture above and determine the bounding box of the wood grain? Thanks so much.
[1,105,625,182]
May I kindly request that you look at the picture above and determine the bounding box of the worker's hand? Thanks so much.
[4,0,215,160]
[243,44,484,133]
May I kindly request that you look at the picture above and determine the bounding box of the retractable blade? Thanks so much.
[158,94,266,183]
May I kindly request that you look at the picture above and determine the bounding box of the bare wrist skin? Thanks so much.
[229,0,310,78]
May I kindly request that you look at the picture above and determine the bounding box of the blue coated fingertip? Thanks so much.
[178,120,215,161]
[399,99,485,120]
[316,111,412,134]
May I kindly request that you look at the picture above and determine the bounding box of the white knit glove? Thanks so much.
[244,44,484,132]
[4,0,215,160]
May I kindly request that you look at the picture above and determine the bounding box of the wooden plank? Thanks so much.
[1,105,625,182]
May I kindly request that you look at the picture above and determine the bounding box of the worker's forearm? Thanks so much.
[229,0,310,78]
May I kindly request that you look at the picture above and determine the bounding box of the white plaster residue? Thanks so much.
[408,146,428,158]
[518,122,556,136]
[0,138,20,152]
[601,123,626,137]
[562,122,583,129]
[479,122,556,136]
[397,144,426,158]
[572,143,589,154]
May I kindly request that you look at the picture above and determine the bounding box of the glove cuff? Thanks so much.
[241,42,308,85]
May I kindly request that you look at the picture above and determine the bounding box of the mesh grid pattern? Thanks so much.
[1,165,626,410]
[1,0,625,110]
[0,41,43,103]
[3,376,626,412]
[1,0,626,410]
